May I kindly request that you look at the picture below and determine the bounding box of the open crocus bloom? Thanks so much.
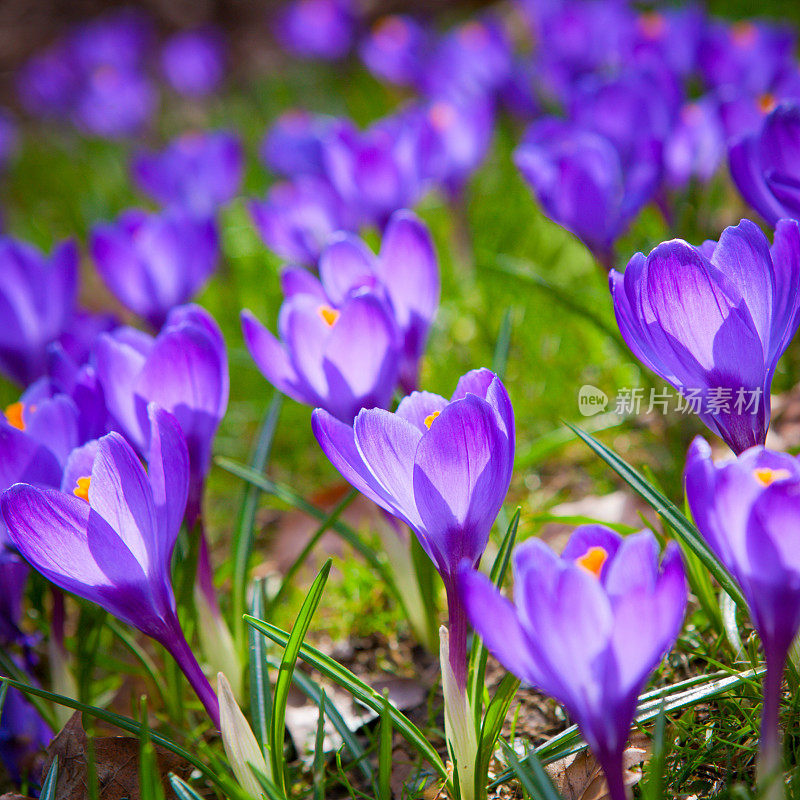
[459,526,686,800]
[0,405,220,727]
[610,218,800,453]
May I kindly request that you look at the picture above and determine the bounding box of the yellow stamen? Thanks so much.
[375,15,409,43]
[639,12,666,39]
[424,411,440,429]
[318,305,340,327]
[732,21,757,47]
[758,93,777,114]
[73,477,91,502]
[429,102,456,132]
[576,546,608,578]
[4,402,25,431]
[753,467,791,486]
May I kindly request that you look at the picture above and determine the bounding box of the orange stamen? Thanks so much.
[424,411,440,429]
[758,93,777,114]
[754,467,791,486]
[73,477,91,502]
[318,305,340,327]
[4,402,25,431]
[576,546,608,578]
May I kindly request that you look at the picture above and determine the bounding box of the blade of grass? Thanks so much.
[232,392,283,647]
[475,674,521,800]
[249,579,272,759]
[564,421,747,610]
[40,754,59,800]
[245,615,449,785]
[270,559,332,795]
[313,691,327,800]
[168,774,207,800]
[379,689,393,800]
[500,739,562,800]
[492,307,513,380]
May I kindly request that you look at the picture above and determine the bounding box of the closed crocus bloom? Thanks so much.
[91,207,219,329]
[312,367,514,689]
[610,218,800,454]
[459,527,686,800]
[0,237,78,386]
[515,119,660,267]
[307,209,439,393]
[131,130,243,215]
[359,15,429,88]
[729,103,800,225]
[94,304,228,525]
[685,438,800,793]
[665,97,726,189]
[0,405,220,727]
[242,272,401,424]
[273,0,355,60]
[250,177,347,267]
[161,28,225,97]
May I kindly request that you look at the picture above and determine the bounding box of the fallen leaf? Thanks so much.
[545,735,650,800]
[40,712,192,800]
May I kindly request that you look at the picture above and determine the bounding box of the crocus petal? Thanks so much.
[318,234,378,306]
[394,391,449,432]
[280,267,326,301]
[729,135,786,225]
[767,219,800,363]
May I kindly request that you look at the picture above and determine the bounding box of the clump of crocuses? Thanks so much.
[610,218,800,454]
[461,526,687,800]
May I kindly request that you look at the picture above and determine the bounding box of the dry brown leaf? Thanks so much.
[40,712,192,800]
[545,735,650,800]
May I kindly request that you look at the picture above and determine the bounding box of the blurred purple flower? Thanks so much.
[610,219,800,453]
[250,176,347,266]
[685,438,800,785]
[0,236,78,386]
[459,526,686,800]
[131,130,243,215]
[0,682,51,787]
[313,368,514,688]
[274,0,355,60]
[66,9,152,73]
[161,27,226,97]
[16,44,80,119]
[359,15,429,87]
[665,97,726,189]
[729,102,800,225]
[515,119,660,266]
[91,207,219,329]
[94,304,228,525]
[242,267,401,424]
[630,7,705,78]
[1,405,220,727]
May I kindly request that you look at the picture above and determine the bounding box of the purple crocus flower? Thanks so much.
[94,304,228,526]
[312,367,514,690]
[685,438,800,790]
[0,404,221,727]
[729,103,800,226]
[260,111,356,179]
[459,526,686,800]
[0,236,78,386]
[16,43,79,120]
[161,28,226,97]
[299,209,440,393]
[359,15,429,88]
[515,119,660,267]
[91,207,219,330]
[66,9,152,73]
[131,131,243,215]
[610,219,800,454]
[250,176,348,266]
[242,269,401,424]
[273,0,355,60]
[664,97,726,189]
[630,7,705,78]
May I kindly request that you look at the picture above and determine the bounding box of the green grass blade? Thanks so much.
[475,674,521,800]
[289,665,373,785]
[232,393,283,646]
[40,754,59,800]
[379,689,393,800]
[0,676,227,792]
[492,307,513,380]
[245,615,449,784]
[266,490,356,617]
[0,682,7,719]
[500,740,562,800]
[270,559,332,795]
[470,508,519,725]
[168,774,207,800]
[313,691,327,800]
[564,422,747,610]
[249,579,273,758]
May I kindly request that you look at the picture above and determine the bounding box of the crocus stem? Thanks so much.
[444,575,469,693]
[600,755,629,800]
[758,652,786,800]
[197,525,223,616]
[164,625,221,729]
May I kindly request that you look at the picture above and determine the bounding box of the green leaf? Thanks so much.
[40,754,59,800]
[379,689,393,800]
[245,615,449,785]
[232,393,283,647]
[475,674,521,800]
[249,579,273,759]
[500,740,562,800]
[470,508,519,726]
[313,691,327,800]
[564,421,747,610]
[0,676,227,792]
[270,559,332,795]
[168,774,207,800]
